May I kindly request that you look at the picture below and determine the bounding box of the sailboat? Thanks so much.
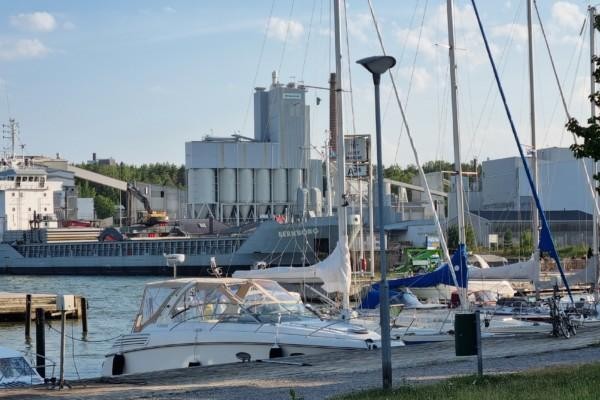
[468,0,541,287]
[235,0,358,313]
[365,0,580,309]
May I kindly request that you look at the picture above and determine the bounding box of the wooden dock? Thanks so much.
[0,292,84,322]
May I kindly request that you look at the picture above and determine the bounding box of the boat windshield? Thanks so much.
[238,280,312,322]
[167,280,313,324]
[0,357,38,384]
[134,286,178,331]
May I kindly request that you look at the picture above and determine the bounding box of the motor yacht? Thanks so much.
[103,277,402,376]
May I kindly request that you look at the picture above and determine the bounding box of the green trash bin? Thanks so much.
[455,312,477,356]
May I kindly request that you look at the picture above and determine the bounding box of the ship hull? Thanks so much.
[0,217,350,275]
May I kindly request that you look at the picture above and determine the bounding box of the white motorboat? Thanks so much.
[102,277,402,376]
[0,347,44,388]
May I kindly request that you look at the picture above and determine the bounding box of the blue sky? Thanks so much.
[0,1,595,167]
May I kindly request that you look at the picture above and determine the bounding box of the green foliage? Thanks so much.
[78,180,96,198]
[447,224,476,249]
[383,159,480,186]
[567,17,600,192]
[520,230,533,250]
[384,164,418,183]
[334,363,600,400]
[94,195,115,219]
[75,162,185,219]
[503,229,513,248]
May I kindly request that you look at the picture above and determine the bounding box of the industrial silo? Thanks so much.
[309,187,322,217]
[272,169,287,215]
[237,168,253,220]
[254,168,270,217]
[296,187,308,218]
[219,168,236,220]
[287,169,302,204]
[188,168,215,218]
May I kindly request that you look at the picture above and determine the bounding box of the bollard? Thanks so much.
[81,297,88,335]
[25,294,32,340]
[476,310,483,377]
[35,308,45,378]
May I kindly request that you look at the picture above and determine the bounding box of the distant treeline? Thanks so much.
[383,160,480,184]
[75,162,185,219]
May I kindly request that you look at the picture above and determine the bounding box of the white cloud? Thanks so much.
[491,23,528,43]
[10,12,57,33]
[551,1,585,31]
[0,39,50,61]
[63,21,76,30]
[267,17,304,42]
[394,27,437,60]
[398,66,432,92]
[346,13,373,44]
[163,6,176,14]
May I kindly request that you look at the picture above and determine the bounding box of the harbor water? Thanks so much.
[0,275,157,379]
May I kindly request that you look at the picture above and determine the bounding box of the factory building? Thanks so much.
[186,73,321,223]
[448,147,597,247]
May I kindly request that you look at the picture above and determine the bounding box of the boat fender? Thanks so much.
[269,345,283,358]
[112,353,125,375]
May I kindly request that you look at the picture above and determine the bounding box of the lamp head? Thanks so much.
[356,56,396,75]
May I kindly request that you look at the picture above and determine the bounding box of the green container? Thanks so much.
[455,312,477,356]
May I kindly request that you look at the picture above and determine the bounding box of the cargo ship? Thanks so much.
[0,154,360,275]
[0,215,358,275]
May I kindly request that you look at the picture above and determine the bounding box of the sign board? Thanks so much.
[426,235,440,250]
[346,164,369,177]
[283,92,302,100]
[488,234,498,244]
[344,136,370,163]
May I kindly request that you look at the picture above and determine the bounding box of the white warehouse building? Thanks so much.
[186,74,320,223]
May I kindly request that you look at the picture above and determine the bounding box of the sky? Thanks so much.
[0,1,595,167]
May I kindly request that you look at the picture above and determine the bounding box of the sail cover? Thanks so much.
[314,236,352,295]
[361,244,468,308]
[468,253,540,282]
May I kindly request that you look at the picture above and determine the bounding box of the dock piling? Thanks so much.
[81,297,88,335]
[25,294,32,340]
[35,307,45,379]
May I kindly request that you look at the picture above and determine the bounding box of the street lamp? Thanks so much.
[356,55,396,390]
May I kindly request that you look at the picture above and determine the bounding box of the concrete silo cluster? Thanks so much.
[186,73,323,224]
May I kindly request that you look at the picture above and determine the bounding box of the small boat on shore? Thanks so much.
[0,347,44,388]
[102,277,402,376]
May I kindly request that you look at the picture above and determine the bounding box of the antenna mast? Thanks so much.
[2,118,18,160]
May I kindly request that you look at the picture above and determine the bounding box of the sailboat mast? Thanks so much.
[333,0,349,311]
[446,0,465,243]
[334,0,347,241]
[446,0,469,307]
[528,0,540,250]
[590,6,599,286]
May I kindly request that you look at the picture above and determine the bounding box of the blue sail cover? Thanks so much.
[361,244,468,309]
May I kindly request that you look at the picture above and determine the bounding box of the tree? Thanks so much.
[95,195,115,219]
[566,15,600,192]
[447,224,476,250]
[503,229,513,248]
[520,230,533,250]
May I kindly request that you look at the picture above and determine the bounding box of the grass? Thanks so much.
[332,363,600,400]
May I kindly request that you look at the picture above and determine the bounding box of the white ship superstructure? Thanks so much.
[0,160,61,236]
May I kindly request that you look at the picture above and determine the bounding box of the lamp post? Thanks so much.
[356,55,396,390]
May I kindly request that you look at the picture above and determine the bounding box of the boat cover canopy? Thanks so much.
[361,245,468,309]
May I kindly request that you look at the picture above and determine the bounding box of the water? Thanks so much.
[0,275,158,379]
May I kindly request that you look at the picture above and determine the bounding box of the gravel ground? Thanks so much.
[3,327,600,400]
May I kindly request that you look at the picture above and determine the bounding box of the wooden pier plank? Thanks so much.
[0,292,82,321]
